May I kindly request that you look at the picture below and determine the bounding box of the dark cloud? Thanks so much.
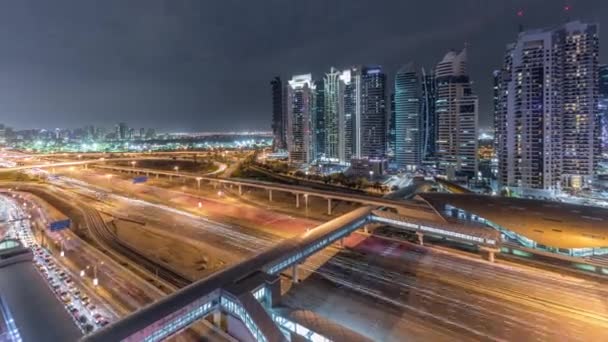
[0,0,606,131]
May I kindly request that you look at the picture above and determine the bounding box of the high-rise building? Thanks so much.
[388,92,396,162]
[394,63,421,170]
[600,65,608,151]
[312,79,325,160]
[435,48,478,178]
[286,74,315,164]
[342,69,357,161]
[271,77,287,151]
[118,122,128,141]
[323,68,346,161]
[420,68,437,161]
[358,66,387,159]
[496,21,600,194]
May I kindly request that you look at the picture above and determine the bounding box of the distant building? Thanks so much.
[600,65,608,151]
[286,74,315,164]
[496,21,600,194]
[435,47,478,178]
[117,122,128,141]
[347,157,388,179]
[394,63,421,170]
[358,66,387,159]
[145,128,156,140]
[271,77,287,151]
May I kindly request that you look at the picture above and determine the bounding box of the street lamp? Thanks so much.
[174,166,179,174]
[131,161,136,168]
[369,170,374,180]
[198,202,202,208]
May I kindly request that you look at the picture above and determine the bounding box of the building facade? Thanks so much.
[600,64,608,151]
[323,68,344,161]
[435,48,478,178]
[358,66,387,159]
[286,74,315,164]
[394,63,421,170]
[312,79,325,160]
[496,21,600,194]
[271,77,286,151]
[420,68,437,162]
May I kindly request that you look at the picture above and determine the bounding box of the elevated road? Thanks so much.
[93,164,438,217]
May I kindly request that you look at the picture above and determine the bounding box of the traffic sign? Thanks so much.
[133,176,148,184]
[49,219,71,232]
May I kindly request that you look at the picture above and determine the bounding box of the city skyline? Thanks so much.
[0,1,606,132]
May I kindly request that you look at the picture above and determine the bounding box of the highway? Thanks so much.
[7,160,608,341]
[285,234,608,341]
[49,169,608,341]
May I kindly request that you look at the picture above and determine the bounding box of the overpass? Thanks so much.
[83,207,498,342]
[93,164,437,217]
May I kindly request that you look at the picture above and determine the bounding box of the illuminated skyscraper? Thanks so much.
[358,66,387,159]
[600,65,608,151]
[435,47,478,178]
[312,79,325,160]
[420,68,437,161]
[271,77,287,151]
[394,63,421,170]
[496,21,600,193]
[324,68,344,161]
[286,74,315,164]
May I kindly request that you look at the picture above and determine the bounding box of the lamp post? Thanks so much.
[369,170,374,181]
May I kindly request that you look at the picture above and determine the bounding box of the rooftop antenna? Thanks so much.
[563,3,572,22]
[516,9,525,33]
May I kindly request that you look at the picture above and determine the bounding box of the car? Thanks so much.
[93,313,102,320]
[87,304,96,311]
[98,320,109,327]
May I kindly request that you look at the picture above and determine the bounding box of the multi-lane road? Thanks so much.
[3,154,608,341]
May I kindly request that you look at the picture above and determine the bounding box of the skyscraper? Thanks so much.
[271,77,287,151]
[435,48,478,178]
[358,66,387,159]
[600,65,608,151]
[118,122,128,141]
[388,92,396,162]
[496,21,600,193]
[324,68,344,161]
[394,63,421,170]
[286,74,314,164]
[313,79,325,160]
[342,69,357,161]
[420,68,437,161]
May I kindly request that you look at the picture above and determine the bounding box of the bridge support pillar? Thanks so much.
[213,311,226,331]
[339,237,344,248]
[363,225,369,234]
[327,198,332,215]
[146,171,149,177]
[295,193,299,208]
[304,194,308,210]
[213,182,217,189]
[292,264,299,284]
[156,173,159,179]
[238,184,242,196]
[480,247,500,263]
[416,232,424,246]
[268,189,272,202]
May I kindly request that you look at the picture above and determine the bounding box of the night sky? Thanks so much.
[0,0,606,132]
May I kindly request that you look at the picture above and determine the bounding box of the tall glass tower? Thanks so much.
[394,63,421,170]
